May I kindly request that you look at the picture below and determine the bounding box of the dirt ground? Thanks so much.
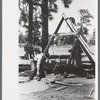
[19,73,95,100]
[19,45,95,100]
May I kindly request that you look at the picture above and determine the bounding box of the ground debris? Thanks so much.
[19,74,95,100]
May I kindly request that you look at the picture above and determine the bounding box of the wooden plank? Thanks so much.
[55,86,67,91]
[54,81,83,87]
[88,88,94,97]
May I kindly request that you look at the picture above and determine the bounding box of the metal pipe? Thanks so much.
[78,35,95,64]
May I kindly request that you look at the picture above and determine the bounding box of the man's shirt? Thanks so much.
[34,53,43,71]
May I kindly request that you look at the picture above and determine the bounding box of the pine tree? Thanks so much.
[19,0,73,51]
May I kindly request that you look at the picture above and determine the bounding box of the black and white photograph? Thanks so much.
[18,0,98,100]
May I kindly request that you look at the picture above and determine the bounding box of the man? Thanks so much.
[29,52,49,81]
[24,42,34,59]
[64,38,83,77]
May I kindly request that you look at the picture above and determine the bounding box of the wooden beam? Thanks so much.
[49,55,86,59]
[43,17,64,53]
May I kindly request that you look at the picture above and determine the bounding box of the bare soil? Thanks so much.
[19,45,95,100]
[19,74,95,100]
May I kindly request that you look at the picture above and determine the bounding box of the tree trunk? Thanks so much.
[28,0,33,43]
[41,0,48,52]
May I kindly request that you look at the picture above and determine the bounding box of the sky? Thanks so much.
[19,0,97,35]
[49,0,97,35]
